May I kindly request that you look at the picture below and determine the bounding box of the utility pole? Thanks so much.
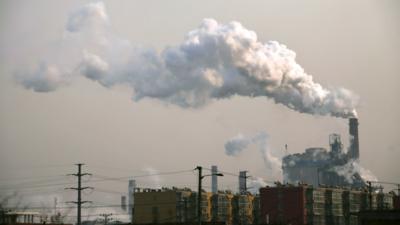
[195,166,202,225]
[99,213,112,225]
[66,163,93,225]
[194,166,223,225]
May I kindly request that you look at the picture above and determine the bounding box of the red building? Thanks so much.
[394,195,400,210]
[260,185,307,225]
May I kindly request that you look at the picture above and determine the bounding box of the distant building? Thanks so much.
[211,166,219,194]
[0,211,72,225]
[133,187,197,224]
[357,210,400,225]
[1,211,41,224]
[238,171,247,194]
[133,187,215,224]
[394,195,400,210]
[259,184,395,225]
[282,118,366,188]
[252,195,261,225]
[132,188,259,225]
[232,193,255,225]
[128,179,136,222]
[211,191,234,225]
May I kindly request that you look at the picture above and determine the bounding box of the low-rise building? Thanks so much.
[232,193,254,225]
[132,188,259,225]
[211,191,234,225]
[260,184,395,225]
[133,187,196,224]
[357,210,400,225]
[0,211,72,225]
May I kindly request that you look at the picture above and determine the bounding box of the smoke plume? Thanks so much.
[333,160,378,183]
[224,132,282,181]
[142,167,163,189]
[16,2,359,118]
[247,177,268,193]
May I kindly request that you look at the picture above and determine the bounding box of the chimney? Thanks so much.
[239,171,247,194]
[121,195,127,211]
[211,165,218,194]
[349,118,359,160]
[128,179,136,222]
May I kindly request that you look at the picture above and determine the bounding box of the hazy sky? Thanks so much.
[0,0,399,217]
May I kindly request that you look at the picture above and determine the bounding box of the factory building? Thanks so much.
[259,184,395,225]
[283,118,366,188]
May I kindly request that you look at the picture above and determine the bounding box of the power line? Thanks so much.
[2,201,194,210]
[0,176,69,190]
[0,174,66,182]
[91,169,195,183]
[1,164,73,172]
[0,180,76,191]
[203,167,275,183]
[0,169,195,191]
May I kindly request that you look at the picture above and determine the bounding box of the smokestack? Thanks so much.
[128,179,136,222]
[121,195,127,211]
[349,118,359,160]
[211,165,218,194]
[239,171,247,194]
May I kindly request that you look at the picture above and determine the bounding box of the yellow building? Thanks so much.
[200,191,213,222]
[133,188,213,224]
[133,188,258,225]
[133,188,188,224]
[211,191,234,225]
[232,194,255,225]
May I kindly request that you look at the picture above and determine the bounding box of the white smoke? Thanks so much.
[224,133,252,156]
[16,2,358,118]
[141,167,162,189]
[247,177,268,193]
[333,160,378,183]
[15,63,67,92]
[224,132,282,181]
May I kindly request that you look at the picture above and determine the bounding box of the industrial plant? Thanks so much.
[2,117,400,225]
[282,118,366,188]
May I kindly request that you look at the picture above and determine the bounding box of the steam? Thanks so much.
[333,160,378,183]
[0,193,73,223]
[141,167,162,189]
[224,132,282,181]
[16,2,358,118]
[224,134,252,156]
[248,177,268,193]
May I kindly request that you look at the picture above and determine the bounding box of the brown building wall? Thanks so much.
[260,186,307,225]
[394,196,400,210]
[133,190,178,224]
